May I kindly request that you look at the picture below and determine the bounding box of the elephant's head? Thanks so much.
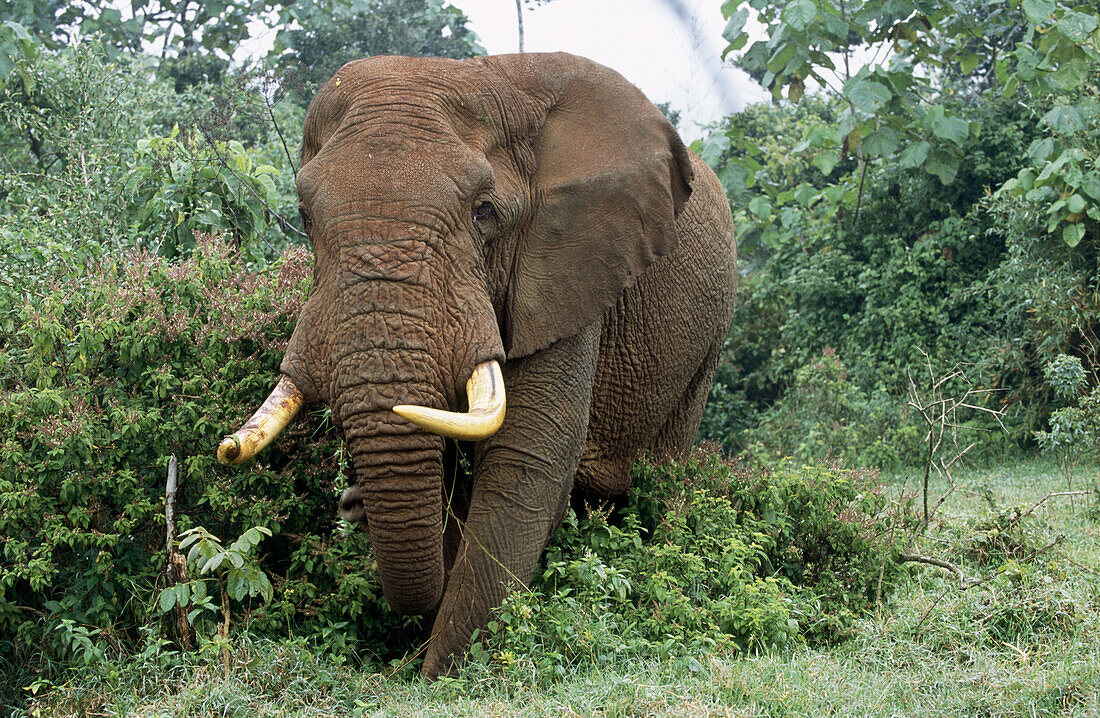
[218,52,692,615]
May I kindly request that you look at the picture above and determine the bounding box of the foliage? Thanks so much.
[0,44,190,291]
[0,236,408,705]
[0,19,37,88]
[472,449,911,684]
[160,525,274,637]
[271,0,484,101]
[697,90,1039,454]
[738,351,922,470]
[0,41,304,289]
[721,0,1099,246]
[0,0,276,60]
[984,182,1100,441]
[125,128,289,260]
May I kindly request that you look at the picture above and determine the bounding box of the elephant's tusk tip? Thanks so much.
[217,434,242,464]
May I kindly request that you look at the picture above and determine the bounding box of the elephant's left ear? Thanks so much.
[489,53,694,359]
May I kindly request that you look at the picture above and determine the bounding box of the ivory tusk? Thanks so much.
[393,360,506,441]
[217,375,304,465]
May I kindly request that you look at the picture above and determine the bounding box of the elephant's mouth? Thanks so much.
[216,359,506,465]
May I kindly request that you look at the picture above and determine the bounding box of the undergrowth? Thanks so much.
[466,450,912,686]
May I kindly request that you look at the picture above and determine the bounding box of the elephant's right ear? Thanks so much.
[487,53,693,360]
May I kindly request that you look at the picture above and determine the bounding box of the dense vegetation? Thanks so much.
[1,0,1098,714]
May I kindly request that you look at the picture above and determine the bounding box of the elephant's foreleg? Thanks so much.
[422,323,601,679]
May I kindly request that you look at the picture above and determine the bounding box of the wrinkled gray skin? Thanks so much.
[282,52,736,678]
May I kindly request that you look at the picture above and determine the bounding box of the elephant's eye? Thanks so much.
[473,201,496,227]
[299,208,313,234]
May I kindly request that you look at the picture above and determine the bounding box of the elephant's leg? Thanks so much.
[422,324,601,678]
[650,339,723,459]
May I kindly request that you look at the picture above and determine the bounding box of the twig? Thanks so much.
[1064,557,1099,576]
[1023,490,1092,517]
[900,552,967,587]
[165,455,193,649]
[913,585,954,632]
[263,88,297,177]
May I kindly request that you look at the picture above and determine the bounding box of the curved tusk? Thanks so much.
[393,360,506,441]
[217,375,304,465]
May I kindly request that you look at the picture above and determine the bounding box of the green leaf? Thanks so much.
[1017,168,1036,192]
[204,553,224,573]
[898,140,929,169]
[1079,174,1100,201]
[699,131,732,166]
[861,127,900,157]
[846,79,891,116]
[1067,194,1086,214]
[924,149,960,185]
[1053,59,1088,91]
[766,43,797,74]
[722,7,751,43]
[748,196,772,219]
[931,114,970,147]
[793,183,818,207]
[1057,11,1098,41]
[958,53,981,74]
[1063,223,1085,247]
[1022,0,1055,24]
[1028,137,1054,166]
[227,572,245,601]
[812,152,837,176]
[173,582,190,607]
[158,587,176,613]
[781,0,816,31]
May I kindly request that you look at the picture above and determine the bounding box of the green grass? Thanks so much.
[13,457,1100,717]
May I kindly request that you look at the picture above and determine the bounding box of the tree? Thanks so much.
[719,0,1100,248]
[272,0,483,98]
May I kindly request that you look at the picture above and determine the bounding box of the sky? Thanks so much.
[449,0,767,140]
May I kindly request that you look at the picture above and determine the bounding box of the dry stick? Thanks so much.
[1023,490,1092,516]
[165,455,193,649]
[900,553,967,587]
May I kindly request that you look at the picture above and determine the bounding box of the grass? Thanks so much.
[12,457,1100,717]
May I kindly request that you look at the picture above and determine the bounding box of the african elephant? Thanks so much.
[217,52,736,678]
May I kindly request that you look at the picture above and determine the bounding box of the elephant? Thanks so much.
[217,51,737,679]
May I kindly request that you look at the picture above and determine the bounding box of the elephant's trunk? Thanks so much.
[343,420,446,614]
[330,334,453,615]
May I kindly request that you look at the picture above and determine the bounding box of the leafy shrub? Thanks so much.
[125,128,290,260]
[0,235,406,705]
[699,92,1041,453]
[472,449,911,684]
[739,350,923,470]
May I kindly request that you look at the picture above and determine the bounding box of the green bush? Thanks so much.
[740,351,923,470]
[473,449,911,685]
[698,92,1041,454]
[0,236,407,705]
[125,128,290,260]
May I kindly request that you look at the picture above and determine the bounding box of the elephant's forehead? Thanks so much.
[300,132,488,196]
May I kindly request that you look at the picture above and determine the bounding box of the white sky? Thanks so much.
[450,0,767,140]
